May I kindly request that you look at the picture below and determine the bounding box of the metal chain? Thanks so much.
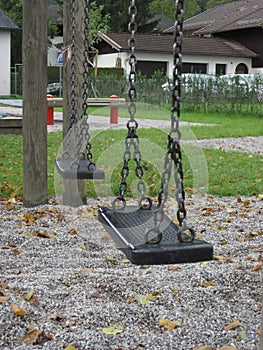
[113,0,151,210]
[69,0,78,131]
[146,0,195,244]
[79,0,94,165]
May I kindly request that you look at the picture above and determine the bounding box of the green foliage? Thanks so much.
[150,0,201,19]
[96,0,158,33]
[88,2,110,48]
[205,0,234,10]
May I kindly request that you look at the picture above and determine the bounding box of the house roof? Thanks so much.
[0,8,19,30]
[100,32,257,58]
[170,0,263,35]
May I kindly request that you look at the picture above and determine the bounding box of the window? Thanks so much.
[182,63,207,74]
[216,64,226,75]
[137,61,167,77]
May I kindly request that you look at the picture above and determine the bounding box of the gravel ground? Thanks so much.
[0,194,262,350]
[0,105,262,349]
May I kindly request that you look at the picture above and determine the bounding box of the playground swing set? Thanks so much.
[22,0,213,265]
[54,0,213,265]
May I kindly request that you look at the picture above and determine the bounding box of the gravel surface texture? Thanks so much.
[0,194,262,350]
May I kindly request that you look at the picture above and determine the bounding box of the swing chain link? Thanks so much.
[69,0,78,130]
[147,0,195,244]
[116,0,150,207]
[80,0,93,164]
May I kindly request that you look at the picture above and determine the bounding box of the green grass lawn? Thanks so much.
[0,110,262,199]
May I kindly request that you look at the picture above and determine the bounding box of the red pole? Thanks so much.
[110,95,119,124]
[46,94,54,125]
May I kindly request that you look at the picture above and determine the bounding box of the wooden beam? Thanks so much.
[62,0,87,206]
[22,0,48,207]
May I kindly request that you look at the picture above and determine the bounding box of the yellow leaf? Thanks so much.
[22,329,42,344]
[80,244,87,250]
[193,346,215,350]
[139,293,155,305]
[239,330,246,341]
[159,318,182,331]
[24,289,34,301]
[105,255,117,263]
[223,320,240,331]
[11,303,29,316]
[64,345,78,350]
[219,346,238,350]
[102,324,124,335]
[201,281,215,288]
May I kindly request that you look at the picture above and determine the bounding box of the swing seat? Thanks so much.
[55,158,105,179]
[98,206,213,265]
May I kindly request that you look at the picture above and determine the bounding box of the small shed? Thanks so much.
[0,8,19,96]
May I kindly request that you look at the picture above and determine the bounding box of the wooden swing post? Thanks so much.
[62,0,87,206]
[23,0,48,207]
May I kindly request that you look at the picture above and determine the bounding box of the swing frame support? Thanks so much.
[23,0,48,207]
[62,0,88,206]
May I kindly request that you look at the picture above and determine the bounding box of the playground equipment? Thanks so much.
[98,0,213,265]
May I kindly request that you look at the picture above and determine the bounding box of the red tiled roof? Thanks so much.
[101,32,257,58]
[183,0,263,34]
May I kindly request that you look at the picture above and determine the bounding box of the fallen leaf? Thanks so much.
[252,263,263,271]
[64,345,77,350]
[0,296,10,304]
[22,329,42,344]
[25,323,39,330]
[223,320,239,331]
[128,296,136,303]
[24,289,34,301]
[11,303,29,316]
[22,330,52,343]
[239,330,246,341]
[201,281,215,288]
[102,324,124,335]
[185,187,197,194]
[139,293,155,305]
[219,346,238,350]
[168,266,180,271]
[2,245,20,255]
[105,255,117,263]
[69,228,78,235]
[50,314,66,322]
[193,346,215,350]
[201,208,215,216]
[159,318,182,331]
[220,239,228,245]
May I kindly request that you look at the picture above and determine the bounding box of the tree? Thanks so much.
[206,0,234,9]
[96,0,158,33]
[150,0,201,20]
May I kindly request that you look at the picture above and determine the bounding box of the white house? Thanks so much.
[0,8,19,96]
[95,32,257,78]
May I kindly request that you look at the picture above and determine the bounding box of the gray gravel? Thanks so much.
[0,194,262,350]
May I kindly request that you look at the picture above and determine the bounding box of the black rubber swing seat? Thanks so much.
[98,206,213,265]
[55,158,105,180]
